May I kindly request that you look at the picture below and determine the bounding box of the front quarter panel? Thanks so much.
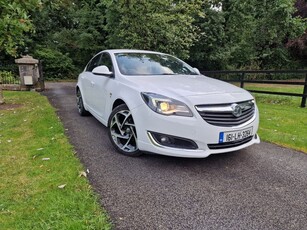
[106,78,145,124]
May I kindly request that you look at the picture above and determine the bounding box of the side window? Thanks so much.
[86,54,102,72]
[100,53,113,72]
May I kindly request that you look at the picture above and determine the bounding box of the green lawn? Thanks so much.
[0,91,111,229]
[245,84,307,153]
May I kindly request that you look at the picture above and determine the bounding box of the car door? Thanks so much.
[89,52,114,124]
[81,53,102,110]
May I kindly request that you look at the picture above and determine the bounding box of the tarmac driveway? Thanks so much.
[42,82,307,230]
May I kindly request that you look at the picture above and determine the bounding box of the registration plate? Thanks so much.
[219,127,253,143]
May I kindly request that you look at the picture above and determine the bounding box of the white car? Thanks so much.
[76,49,260,158]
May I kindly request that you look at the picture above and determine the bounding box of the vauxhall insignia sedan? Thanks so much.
[76,49,260,158]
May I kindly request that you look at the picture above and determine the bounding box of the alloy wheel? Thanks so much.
[109,106,139,155]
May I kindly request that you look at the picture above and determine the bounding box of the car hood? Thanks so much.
[125,74,247,94]
[123,75,253,105]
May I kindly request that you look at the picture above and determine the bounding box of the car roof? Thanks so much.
[104,49,167,55]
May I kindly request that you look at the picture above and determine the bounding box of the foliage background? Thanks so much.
[0,0,306,79]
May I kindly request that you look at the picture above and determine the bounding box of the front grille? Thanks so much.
[195,100,255,127]
[208,136,253,150]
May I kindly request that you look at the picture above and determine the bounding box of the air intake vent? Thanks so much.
[208,136,253,149]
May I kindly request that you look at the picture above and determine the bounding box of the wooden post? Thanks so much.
[0,84,4,104]
[240,73,245,88]
[301,73,307,108]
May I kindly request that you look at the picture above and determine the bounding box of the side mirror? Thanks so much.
[193,68,201,75]
[92,65,113,77]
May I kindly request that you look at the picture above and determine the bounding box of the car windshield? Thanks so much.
[115,52,198,76]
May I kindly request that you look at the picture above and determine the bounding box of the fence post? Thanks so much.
[0,83,3,105]
[240,73,245,88]
[38,60,45,91]
[301,73,307,108]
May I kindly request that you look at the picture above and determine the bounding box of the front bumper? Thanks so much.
[132,103,260,158]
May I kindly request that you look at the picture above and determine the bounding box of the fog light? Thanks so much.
[148,131,198,150]
[161,136,169,143]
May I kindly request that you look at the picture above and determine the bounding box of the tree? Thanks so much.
[2,0,305,79]
[190,0,306,70]
[25,0,107,76]
[0,0,41,103]
[189,0,228,70]
[286,0,307,66]
[53,0,107,67]
[0,0,41,56]
[104,0,203,59]
[250,0,305,68]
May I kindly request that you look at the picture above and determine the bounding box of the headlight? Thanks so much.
[141,92,193,117]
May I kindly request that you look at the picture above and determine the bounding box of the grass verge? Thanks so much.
[0,91,111,229]
[245,84,307,153]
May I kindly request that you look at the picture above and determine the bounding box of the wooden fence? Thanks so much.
[201,70,307,108]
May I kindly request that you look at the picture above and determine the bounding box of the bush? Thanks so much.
[34,48,77,80]
[0,71,20,84]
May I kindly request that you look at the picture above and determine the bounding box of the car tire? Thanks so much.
[108,104,142,157]
[77,89,90,116]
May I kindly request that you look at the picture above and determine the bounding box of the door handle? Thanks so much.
[91,81,95,87]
